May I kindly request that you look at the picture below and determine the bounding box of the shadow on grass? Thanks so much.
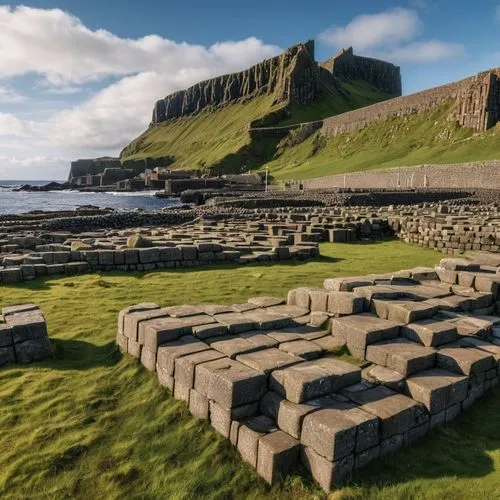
[42,338,121,371]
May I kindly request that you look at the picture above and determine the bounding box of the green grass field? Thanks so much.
[267,103,500,181]
[1,240,499,499]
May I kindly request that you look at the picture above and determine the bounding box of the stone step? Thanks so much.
[330,313,400,359]
[365,338,436,376]
[268,358,361,403]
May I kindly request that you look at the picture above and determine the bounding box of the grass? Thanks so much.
[265,102,500,181]
[121,78,392,174]
[1,239,499,499]
[121,94,283,173]
[278,79,396,126]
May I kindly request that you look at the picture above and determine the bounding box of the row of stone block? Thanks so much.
[115,276,500,491]
[0,303,52,366]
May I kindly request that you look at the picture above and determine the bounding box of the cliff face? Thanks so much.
[152,40,318,124]
[320,47,402,95]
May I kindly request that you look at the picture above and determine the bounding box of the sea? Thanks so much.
[0,181,181,215]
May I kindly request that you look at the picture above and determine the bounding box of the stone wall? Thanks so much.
[299,161,500,190]
[320,68,500,138]
[116,255,500,490]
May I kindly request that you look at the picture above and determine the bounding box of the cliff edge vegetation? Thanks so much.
[120,41,398,174]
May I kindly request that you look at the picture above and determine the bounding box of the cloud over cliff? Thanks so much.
[319,7,464,64]
[0,6,281,157]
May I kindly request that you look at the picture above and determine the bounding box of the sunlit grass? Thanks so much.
[1,240,499,499]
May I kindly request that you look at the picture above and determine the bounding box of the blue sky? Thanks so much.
[0,0,499,179]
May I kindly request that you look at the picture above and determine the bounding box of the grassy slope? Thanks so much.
[121,80,393,173]
[1,240,499,499]
[121,95,282,172]
[279,79,396,126]
[265,103,500,181]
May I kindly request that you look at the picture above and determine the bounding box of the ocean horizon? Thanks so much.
[0,181,180,215]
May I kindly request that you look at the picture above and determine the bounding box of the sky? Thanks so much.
[0,0,499,180]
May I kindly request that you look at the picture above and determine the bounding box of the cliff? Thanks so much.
[320,68,500,138]
[320,47,401,95]
[151,41,401,125]
[152,41,319,124]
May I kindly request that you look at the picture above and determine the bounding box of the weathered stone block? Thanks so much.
[405,368,468,413]
[401,319,458,347]
[256,430,300,485]
[328,292,364,315]
[269,358,361,403]
[189,389,209,419]
[301,445,353,492]
[236,347,301,374]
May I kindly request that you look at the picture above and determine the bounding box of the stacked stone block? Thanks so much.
[116,253,500,491]
[0,304,51,366]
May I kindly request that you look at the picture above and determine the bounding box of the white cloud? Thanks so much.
[40,85,84,95]
[378,40,465,64]
[0,6,280,86]
[0,112,28,136]
[0,85,25,102]
[0,155,69,180]
[0,5,282,162]
[319,8,421,51]
[319,7,464,64]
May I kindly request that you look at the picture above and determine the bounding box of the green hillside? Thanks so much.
[265,102,500,181]
[121,79,394,173]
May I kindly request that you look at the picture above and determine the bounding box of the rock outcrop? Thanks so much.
[151,41,401,125]
[152,41,320,124]
[320,47,401,95]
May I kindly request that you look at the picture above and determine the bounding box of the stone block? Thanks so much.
[405,368,468,413]
[256,430,300,485]
[212,312,255,333]
[354,445,380,470]
[269,358,361,403]
[437,345,495,375]
[237,416,277,467]
[330,314,400,359]
[210,400,259,438]
[301,445,353,492]
[328,292,364,315]
[386,301,438,324]
[117,303,159,335]
[194,357,267,408]
[401,319,458,347]
[239,330,279,349]
[347,386,422,438]
[0,345,16,366]
[140,347,157,371]
[97,250,114,266]
[139,317,186,350]
[278,339,323,360]
[127,338,142,358]
[123,308,169,341]
[174,349,226,388]
[209,336,261,359]
[365,338,436,376]
[379,433,404,456]
[157,366,174,391]
[156,336,210,376]
[236,348,301,374]
[139,248,160,264]
[247,296,285,308]
[14,337,52,364]
[189,389,209,419]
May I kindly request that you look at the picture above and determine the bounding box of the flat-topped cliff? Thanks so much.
[151,41,401,125]
[320,47,401,95]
